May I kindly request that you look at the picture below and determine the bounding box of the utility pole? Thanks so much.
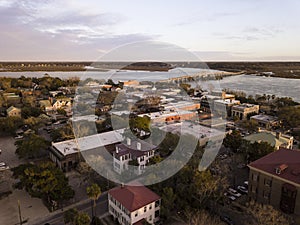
[18,200,22,225]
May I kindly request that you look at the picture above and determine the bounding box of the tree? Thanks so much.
[0,116,23,135]
[64,208,78,224]
[246,201,291,225]
[242,140,275,162]
[21,105,42,119]
[183,210,223,225]
[223,130,243,152]
[161,187,177,218]
[193,170,224,206]
[86,183,101,218]
[50,124,74,142]
[278,106,300,128]
[13,163,74,207]
[237,119,259,132]
[15,134,50,159]
[75,212,91,225]
[129,116,151,133]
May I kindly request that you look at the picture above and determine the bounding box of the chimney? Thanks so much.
[116,146,119,154]
[127,137,131,146]
[276,131,281,139]
[137,142,141,150]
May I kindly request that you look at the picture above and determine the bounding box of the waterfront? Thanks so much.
[0,69,299,102]
[204,74,300,103]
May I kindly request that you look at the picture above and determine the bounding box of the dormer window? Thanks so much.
[275,164,288,175]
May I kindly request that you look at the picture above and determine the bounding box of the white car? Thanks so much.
[237,185,248,194]
[224,192,236,201]
[0,162,5,167]
[228,188,242,198]
[14,135,23,140]
[0,165,9,171]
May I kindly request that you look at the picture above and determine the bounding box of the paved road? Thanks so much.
[29,193,108,225]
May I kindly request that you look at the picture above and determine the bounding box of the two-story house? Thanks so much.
[108,185,161,225]
[6,106,21,118]
[113,138,157,175]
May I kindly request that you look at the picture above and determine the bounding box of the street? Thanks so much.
[29,193,108,225]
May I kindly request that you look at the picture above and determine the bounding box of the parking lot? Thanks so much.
[0,136,26,169]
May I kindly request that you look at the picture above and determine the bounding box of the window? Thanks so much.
[149,215,152,221]
[264,179,272,187]
[155,210,160,218]
[155,200,160,208]
[144,206,147,213]
[263,191,270,199]
[252,173,258,182]
[149,204,152,210]
[135,212,138,217]
[114,162,120,169]
[251,185,257,194]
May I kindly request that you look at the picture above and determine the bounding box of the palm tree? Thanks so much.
[75,212,90,225]
[86,183,101,218]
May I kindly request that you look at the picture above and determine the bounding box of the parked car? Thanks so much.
[220,215,234,225]
[219,154,228,160]
[244,181,249,187]
[0,162,6,167]
[14,135,24,140]
[224,192,236,201]
[0,165,9,171]
[237,163,246,169]
[237,185,248,194]
[228,188,242,198]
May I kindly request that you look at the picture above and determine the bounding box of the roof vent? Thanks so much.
[275,164,288,175]
[291,169,300,176]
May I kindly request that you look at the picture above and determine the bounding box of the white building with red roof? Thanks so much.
[108,185,161,225]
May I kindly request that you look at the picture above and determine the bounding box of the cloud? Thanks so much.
[212,26,283,42]
[174,11,240,26]
[0,0,155,60]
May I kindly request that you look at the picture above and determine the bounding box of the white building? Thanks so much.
[49,129,124,171]
[52,98,72,110]
[108,185,161,225]
[113,138,157,175]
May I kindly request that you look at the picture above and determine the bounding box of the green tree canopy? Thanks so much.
[13,163,74,206]
[75,212,91,225]
[223,130,243,152]
[15,134,50,159]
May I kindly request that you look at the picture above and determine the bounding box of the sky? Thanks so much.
[0,0,300,61]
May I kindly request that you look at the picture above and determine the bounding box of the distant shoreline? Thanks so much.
[1,61,300,79]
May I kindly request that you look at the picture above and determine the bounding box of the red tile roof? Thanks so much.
[249,147,300,185]
[109,185,160,212]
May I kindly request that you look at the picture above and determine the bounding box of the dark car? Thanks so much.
[220,215,234,225]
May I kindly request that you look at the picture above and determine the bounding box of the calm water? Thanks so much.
[0,68,213,82]
[208,75,300,102]
[0,70,299,102]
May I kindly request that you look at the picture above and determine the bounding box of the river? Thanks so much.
[0,70,299,102]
